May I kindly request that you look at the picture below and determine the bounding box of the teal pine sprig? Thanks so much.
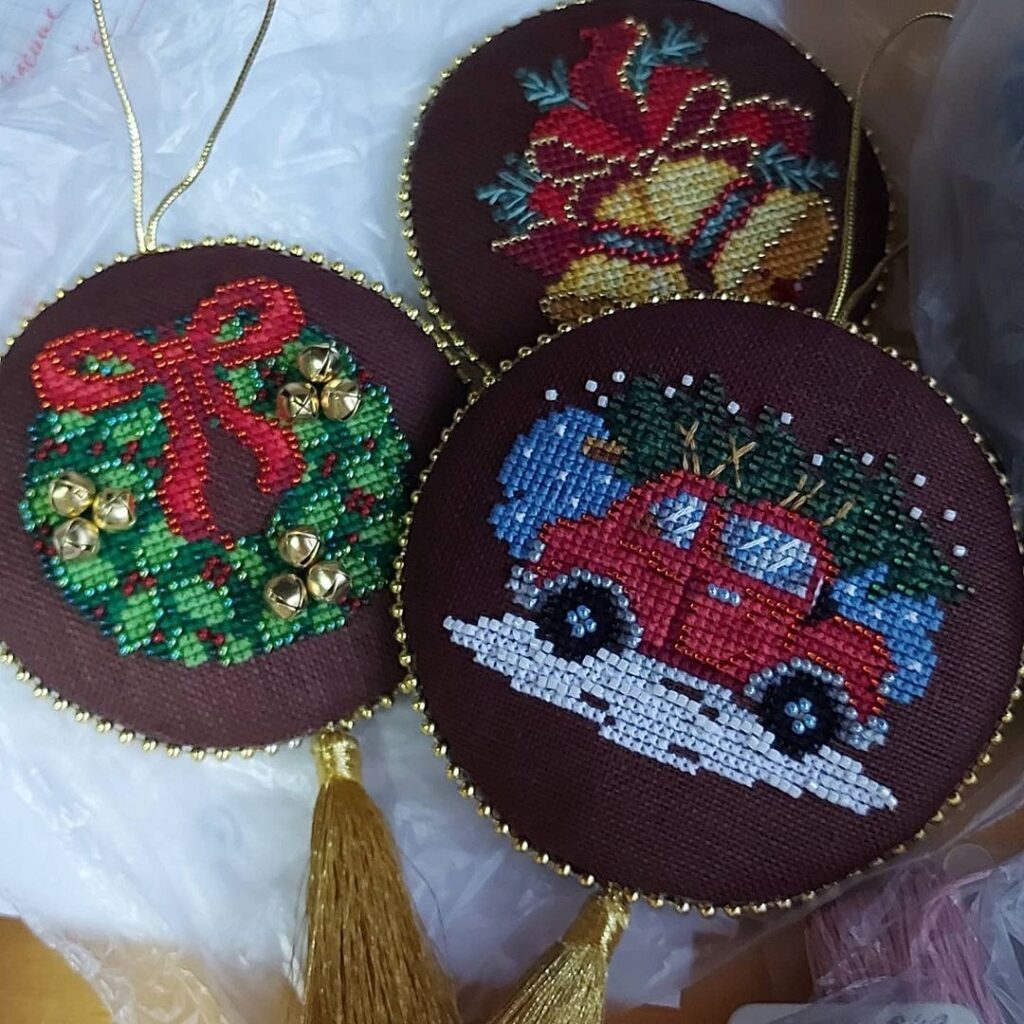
[476,154,544,232]
[627,19,707,95]
[514,57,585,113]
[753,142,840,193]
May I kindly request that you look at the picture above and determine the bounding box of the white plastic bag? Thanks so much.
[0,2,974,1019]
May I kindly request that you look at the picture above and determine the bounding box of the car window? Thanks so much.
[721,513,816,597]
[650,492,708,550]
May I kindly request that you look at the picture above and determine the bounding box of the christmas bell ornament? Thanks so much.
[307,561,351,605]
[264,572,309,621]
[320,376,362,421]
[0,4,467,1023]
[297,341,344,384]
[397,12,1022,1024]
[53,517,102,562]
[49,470,96,518]
[91,487,137,533]
[276,380,320,421]
[278,525,324,569]
[404,0,891,366]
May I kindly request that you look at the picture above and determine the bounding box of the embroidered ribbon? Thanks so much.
[502,20,819,282]
[32,277,307,543]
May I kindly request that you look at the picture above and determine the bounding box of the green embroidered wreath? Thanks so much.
[20,311,410,669]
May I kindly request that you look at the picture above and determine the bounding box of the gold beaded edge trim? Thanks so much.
[0,234,447,761]
[397,0,899,371]
[391,291,1024,918]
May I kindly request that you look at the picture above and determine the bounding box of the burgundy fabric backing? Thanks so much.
[0,245,463,749]
[408,0,890,367]
[403,300,1024,906]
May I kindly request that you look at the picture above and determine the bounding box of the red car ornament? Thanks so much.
[512,465,895,758]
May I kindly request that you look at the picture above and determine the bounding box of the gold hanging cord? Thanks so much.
[827,11,953,324]
[91,0,277,253]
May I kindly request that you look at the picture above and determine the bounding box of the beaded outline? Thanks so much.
[398,0,898,369]
[0,235,454,760]
[392,292,1024,917]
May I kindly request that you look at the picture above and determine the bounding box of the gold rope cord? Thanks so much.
[827,11,954,323]
[91,0,277,253]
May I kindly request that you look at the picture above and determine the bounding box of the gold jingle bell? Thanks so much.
[276,381,320,422]
[264,572,308,620]
[49,470,96,518]
[307,560,350,605]
[297,343,342,384]
[277,525,323,569]
[54,517,101,562]
[92,488,137,533]
[320,377,361,422]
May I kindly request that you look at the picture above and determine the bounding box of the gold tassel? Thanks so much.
[302,728,458,1024]
[485,888,632,1024]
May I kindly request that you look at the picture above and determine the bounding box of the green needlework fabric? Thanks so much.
[20,325,411,668]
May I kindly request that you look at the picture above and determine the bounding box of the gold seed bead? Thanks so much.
[263,572,307,620]
[49,470,96,518]
[54,517,101,562]
[276,526,322,569]
[320,377,361,421]
[276,381,320,422]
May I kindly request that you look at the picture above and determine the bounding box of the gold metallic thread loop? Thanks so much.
[312,728,361,785]
[827,11,954,324]
[91,0,277,254]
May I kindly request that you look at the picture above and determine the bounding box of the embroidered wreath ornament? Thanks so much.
[20,277,410,668]
[478,18,838,320]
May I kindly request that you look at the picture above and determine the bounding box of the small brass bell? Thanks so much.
[276,381,320,422]
[49,470,96,518]
[297,343,342,384]
[277,525,322,569]
[320,377,361,422]
[92,488,137,532]
[54,517,101,562]
[264,572,308,620]
[306,560,350,605]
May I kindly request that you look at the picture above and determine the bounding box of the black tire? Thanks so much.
[535,579,627,661]
[759,672,841,759]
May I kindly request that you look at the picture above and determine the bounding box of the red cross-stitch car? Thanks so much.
[510,466,895,757]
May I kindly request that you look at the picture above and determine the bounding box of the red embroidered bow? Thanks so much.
[506,20,814,280]
[32,277,308,543]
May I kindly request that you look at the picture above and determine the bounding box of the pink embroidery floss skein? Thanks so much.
[805,863,1001,1022]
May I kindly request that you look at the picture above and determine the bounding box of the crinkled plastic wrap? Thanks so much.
[911,0,1024,509]
[0,1,998,1021]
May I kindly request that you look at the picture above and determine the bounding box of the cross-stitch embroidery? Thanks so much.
[476,18,838,321]
[446,374,964,815]
[20,277,411,668]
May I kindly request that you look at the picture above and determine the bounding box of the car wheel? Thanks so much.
[535,577,630,661]
[758,672,841,759]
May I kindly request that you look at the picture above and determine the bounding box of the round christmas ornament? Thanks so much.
[397,14,1023,1023]
[404,0,891,366]
[0,4,466,1024]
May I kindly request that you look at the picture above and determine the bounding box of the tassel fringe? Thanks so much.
[302,728,458,1024]
[486,888,632,1024]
